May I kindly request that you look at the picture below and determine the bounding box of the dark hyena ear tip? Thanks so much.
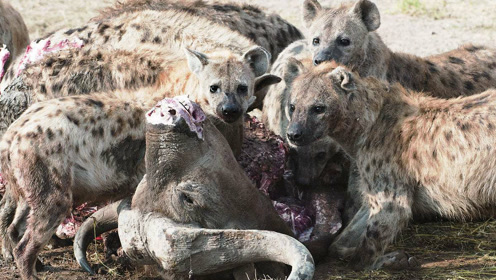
[330,66,356,91]
[183,47,209,75]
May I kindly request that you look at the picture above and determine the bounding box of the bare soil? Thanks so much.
[2,0,496,279]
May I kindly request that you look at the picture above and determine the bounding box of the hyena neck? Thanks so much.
[331,118,366,159]
[208,115,244,157]
[355,83,419,157]
[349,33,392,80]
[333,81,391,158]
[386,51,430,90]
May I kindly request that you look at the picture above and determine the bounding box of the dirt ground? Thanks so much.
[2,0,496,279]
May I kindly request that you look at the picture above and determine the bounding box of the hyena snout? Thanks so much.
[313,48,338,66]
[217,100,242,123]
[287,123,305,144]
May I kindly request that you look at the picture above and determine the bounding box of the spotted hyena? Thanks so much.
[1,0,302,91]
[263,40,311,137]
[0,88,157,280]
[287,62,496,269]
[0,0,29,70]
[302,0,496,98]
[0,7,281,152]
[260,40,351,205]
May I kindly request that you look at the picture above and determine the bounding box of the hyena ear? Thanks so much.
[329,66,356,92]
[184,48,209,75]
[254,74,281,93]
[243,46,271,77]
[283,57,306,83]
[303,0,322,29]
[248,74,282,111]
[351,0,381,32]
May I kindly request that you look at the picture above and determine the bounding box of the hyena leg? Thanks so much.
[372,250,420,270]
[0,191,17,261]
[331,183,413,268]
[12,160,71,279]
[342,161,361,225]
[14,197,70,280]
[6,199,29,258]
[330,205,369,258]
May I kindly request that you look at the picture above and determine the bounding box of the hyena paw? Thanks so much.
[372,250,420,270]
[1,245,14,263]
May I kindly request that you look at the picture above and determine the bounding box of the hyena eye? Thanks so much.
[237,84,248,94]
[312,37,320,46]
[337,37,351,47]
[313,106,326,114]
[289,104,295,113]
[210,85,219,93]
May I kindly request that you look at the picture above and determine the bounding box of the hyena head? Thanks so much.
[302,0,380,66]
[288,136,340,186]
[287,64,368,147]
[184,46,280,123]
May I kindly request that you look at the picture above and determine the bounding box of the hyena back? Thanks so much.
[92,0,303,61]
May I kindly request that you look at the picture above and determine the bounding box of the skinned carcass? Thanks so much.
[240,117,346,245]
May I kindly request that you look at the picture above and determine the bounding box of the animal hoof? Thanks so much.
[373,250,420,270]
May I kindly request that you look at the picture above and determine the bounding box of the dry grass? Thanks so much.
[316,220,496,280]
[10,0,113,40]
[395,0,448,19]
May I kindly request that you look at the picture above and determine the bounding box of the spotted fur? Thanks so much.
[92,0,303,61]
[0,89,156,279]
[288,63,496,269]
[0,8,282,152]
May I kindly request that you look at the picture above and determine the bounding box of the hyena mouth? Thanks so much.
[220,113,242,123]
[216,110,243,123]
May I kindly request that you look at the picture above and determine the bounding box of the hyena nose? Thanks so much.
[220,104,242,123]
[287,125,304,143]
[222,104,240,117]
[313,58,324,66]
